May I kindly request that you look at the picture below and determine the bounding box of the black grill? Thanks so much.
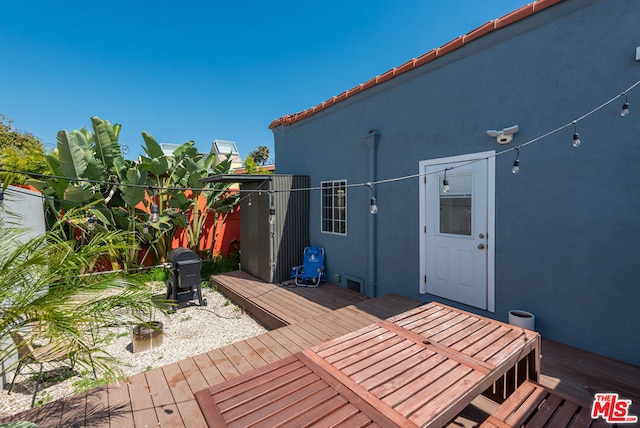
[165,248,207,309]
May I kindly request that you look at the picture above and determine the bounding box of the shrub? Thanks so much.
[200,255,239,279]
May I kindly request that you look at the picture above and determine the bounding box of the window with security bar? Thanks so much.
[321,180,347,235]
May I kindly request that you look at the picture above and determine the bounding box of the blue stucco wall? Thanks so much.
[272,0,640,366]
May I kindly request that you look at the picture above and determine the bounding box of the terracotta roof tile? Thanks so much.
[269,0,564,129]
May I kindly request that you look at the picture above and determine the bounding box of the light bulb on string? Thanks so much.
[572,121,581,147]
[268,207,276,225]
[87,214,97,231]
[370,197,378,214]
[621,92,630,117]
[150,204,160,223]
[0,190,4,208]
[512,147,520,174]
[268,192,276,224]
[442,169,450,193]
[366,182,378,215]
[142,223,150,234]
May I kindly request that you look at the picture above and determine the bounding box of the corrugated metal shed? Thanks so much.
[203,174,309,283]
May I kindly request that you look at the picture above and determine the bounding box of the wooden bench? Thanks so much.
[481,380,608,427]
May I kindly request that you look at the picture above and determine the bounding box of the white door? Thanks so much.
[419,152,495,311]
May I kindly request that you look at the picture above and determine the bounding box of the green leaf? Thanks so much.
[91,117,119,172]
[57,130,88,179]
[120,167,149,208]
[141,132,165,159]
[64,184,96,205]
[167,192,190,210]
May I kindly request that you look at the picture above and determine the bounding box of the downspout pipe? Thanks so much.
[363,130,379,297]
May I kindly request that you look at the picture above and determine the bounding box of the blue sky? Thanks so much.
[2,1,530,162]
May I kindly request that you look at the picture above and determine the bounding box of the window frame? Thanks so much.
[321,180,347,235]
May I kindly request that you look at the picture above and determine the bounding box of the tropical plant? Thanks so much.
[243,156,272,175]
[27,116,239,265]
[248,145,270,166]
[0,114,52,185]
[0,208,167,382]
[138,133,238,261]
[28,116,133,232]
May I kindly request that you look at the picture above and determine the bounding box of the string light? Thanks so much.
[150,204,160,223]
[1,78,638,216]
[442,169,450,193]
[370,197,378,214]
[142,222,150,234]
[268,207,276,224]
[512,147,520,174]
[366,182,378,214]
[268,192,276,225]
[621,92,629,117]
[87,214,97,231]
[572,121,581,148]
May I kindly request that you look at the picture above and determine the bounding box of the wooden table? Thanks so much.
[195,302,540,427]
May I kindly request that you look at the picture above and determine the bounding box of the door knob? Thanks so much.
[477,244,485,250]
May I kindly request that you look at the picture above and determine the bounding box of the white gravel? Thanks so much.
[0,286,268,420]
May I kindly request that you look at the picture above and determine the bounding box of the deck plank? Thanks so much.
[205,348,241,381]
[219,344,255,376]
[162,361,208,428]
[266,328,305,354]
[242,335,282,365]
[58,391,88,428]
[230,340,269,369]
[84,386,109,428]
[191,352,226,386]
[145,367,184,427]
[277,325,320,350]
[107,380,135,428]
[127,372,160,427]
[253,332,295,360]
[177,357,209,395]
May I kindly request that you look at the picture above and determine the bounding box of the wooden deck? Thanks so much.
[2,271,639,427]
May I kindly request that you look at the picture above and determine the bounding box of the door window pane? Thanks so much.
[439,173,472,235]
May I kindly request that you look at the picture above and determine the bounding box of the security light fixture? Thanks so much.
[487,125,520,145]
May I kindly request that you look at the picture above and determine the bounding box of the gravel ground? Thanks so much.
[0,286,268,420]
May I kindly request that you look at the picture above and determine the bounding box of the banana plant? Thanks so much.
[185,154,239,257]
[138,132,238,261]
[28,117,239,266]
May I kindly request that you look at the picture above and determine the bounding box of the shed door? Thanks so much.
[419,152,495,311]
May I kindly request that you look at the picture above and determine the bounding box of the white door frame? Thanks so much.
[419,151,495,312]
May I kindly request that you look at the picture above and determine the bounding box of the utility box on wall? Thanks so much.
[203,174,309,283]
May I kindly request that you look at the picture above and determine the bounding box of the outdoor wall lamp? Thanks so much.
[487,125,519,145]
